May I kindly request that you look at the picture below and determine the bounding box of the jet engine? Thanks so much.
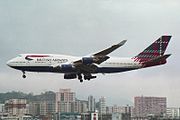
[60,64,74,72]
[64,73,77,79]
[82,57,94,64]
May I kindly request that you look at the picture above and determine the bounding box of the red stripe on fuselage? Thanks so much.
[26,55,50,58]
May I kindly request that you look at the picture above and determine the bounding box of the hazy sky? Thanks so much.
[0,0,180,106]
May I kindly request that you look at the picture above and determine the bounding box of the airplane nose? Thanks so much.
[6,60,10,66]
[6,60,13,67]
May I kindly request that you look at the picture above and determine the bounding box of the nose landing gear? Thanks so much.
[22,74,26,78]
[22,71,26,78]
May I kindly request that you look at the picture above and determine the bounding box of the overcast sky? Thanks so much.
[0,0,180,107]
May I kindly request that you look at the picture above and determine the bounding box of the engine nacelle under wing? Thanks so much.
[60,64,74,72]
[82,57,94,64]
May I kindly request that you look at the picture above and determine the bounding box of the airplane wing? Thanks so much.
[72,40,127,73]
[73,40,127,65]
[52,40,127,74]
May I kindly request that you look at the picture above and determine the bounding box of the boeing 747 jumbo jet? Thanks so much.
[7,35,172,82]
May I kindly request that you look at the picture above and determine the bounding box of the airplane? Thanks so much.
[7,35,172,82]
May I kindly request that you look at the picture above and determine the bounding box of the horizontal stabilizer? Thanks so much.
[142,54,171,67]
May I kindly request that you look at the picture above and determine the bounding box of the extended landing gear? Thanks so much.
[22,71,26,78]
[77,74,96,82]
[78,74,83,83]
[84,75,96,80]
[22,74,26,78]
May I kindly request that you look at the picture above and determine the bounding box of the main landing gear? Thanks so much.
[78,74,83,83]
[22,71,26,78]
[77,74,97,83]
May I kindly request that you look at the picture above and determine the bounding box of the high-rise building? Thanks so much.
[55,89,75,113]
[80,100,88,113]
[166,107,180,119]
[98,97,106,114]
[88,95,95,112]
[120,105,132,117]
[133,96,167,118]
[106,105,132,115]
[106,106,113,114]
[28,91,55,117]
[39,101,55,116]
[5,99,28,116]
[28,101,40,116]
[72,100,88,113]
[0,104,4,113]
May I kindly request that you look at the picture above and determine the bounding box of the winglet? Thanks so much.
[117,40,127,47]
[93,40,127,56]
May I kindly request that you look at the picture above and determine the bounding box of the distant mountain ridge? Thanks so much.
[0,91,55,103]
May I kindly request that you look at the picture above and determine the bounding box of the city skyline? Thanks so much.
[0,90,179,119]
[0,0,180,107]
[0,89,171,108]
[0,88,133,120]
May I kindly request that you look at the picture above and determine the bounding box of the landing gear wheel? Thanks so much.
[22,71,26,78]
[22,74,26,78]
[78,74,83,83]
[78,74,82,80]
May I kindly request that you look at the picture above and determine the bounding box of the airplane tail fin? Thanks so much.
[133,35,172,67]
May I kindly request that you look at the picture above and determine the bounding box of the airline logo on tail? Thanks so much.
[133,35,171,67]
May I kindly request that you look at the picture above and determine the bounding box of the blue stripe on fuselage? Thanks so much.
[97,67,138,73]
[10,66,55,72]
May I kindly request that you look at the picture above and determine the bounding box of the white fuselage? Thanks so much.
[6,36,171,82]
[7,54,142,74]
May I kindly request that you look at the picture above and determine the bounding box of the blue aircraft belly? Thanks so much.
[97,67,137,73]
[10,66,76,73]
[11,66,137,74]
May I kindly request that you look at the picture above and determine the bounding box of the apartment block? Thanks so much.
[166,107,180,119]
[133,96,166,118]
[55,88,75,113]
[5,99,28,116]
